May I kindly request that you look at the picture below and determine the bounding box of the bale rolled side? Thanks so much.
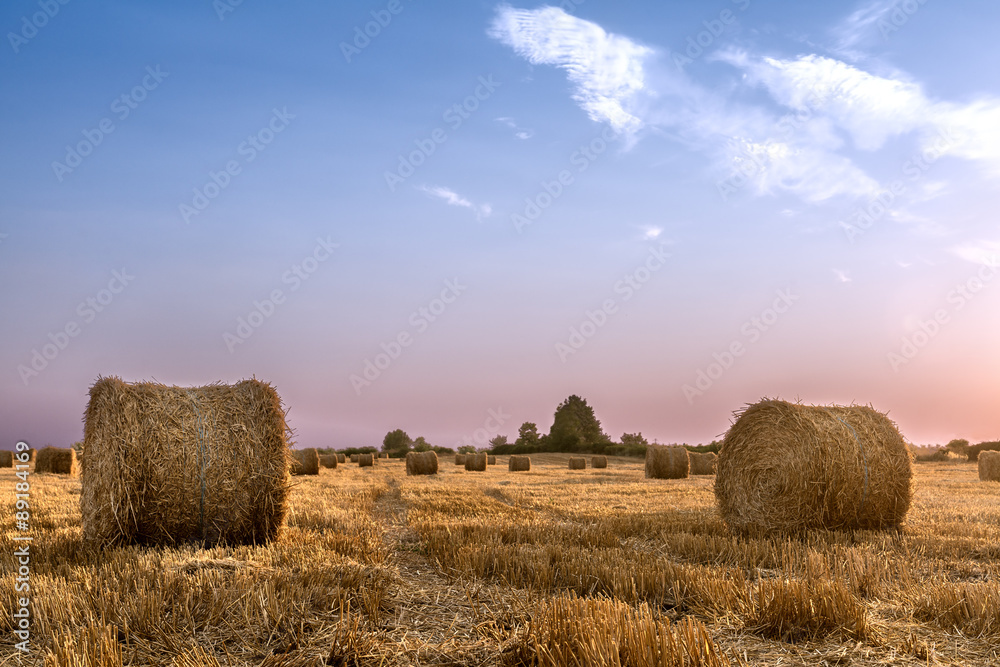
[645,445,689,479]
[979,451,1000,482]
[465,452,487,471]
[291,448,320,476]
[406,451,438,476]
[509,455,531,472]
[350,454,359,463]
[715,399,913,534]
[358,453,374,467]
[81,376,290,547]
[487,455,496,465]
[591,456,608,469]
[455,454,467,466]
[35,447,78,476]
[319,454,338,469]
[0,451,13,468]
[337,453,346,464]
[568,457,586,470]
[689,451,718,475]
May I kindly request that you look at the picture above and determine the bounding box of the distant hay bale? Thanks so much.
[465,452,487,471]
[509,455,531,472]
[380,453,389,459]
[979,451,1000,482]
[337,453,346,463]
[568,457,586,470]
[689,451,718,475]
[350,454,359,463]
[319,454,338,469]
[455,454,467,466]
[34,447,78,476]
[591,456,608,469]
[406,451,438,476]
[81,376,290,547]
[0,451,12,468]
[358,453,374,467]
[290,448,320,476]
[645,445,689,479]
[715,399,913,534]
[487,455,496,465]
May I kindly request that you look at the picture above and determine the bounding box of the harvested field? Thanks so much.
[2,455,998,665]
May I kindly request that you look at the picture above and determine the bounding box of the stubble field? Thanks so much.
[2,455,999,666]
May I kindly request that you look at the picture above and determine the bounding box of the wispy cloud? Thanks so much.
[495,116,535,139]
[489,5,653,133]
[418,185,492,221]
[642,226,662,240]
[833,268,852,283]
[831,0,897,59]
[951,240,1000,266]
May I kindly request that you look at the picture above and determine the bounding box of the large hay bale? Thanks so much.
[979,451,1000,482]
[350,454,359,463]
[487,455,497,465]
[689,451,718,475]
[82,376,290,547]
[407,451,438,476]
[358,453,374,467]
[645,445,689,479]
[509,455,531,472]
[465,452,487,471]
[0,451,12,468]
[568,457,586,470]
[591,456,608,469]
[455,454,467,466]
[291,448,320,475]
[319,454,338,469]
[715,399,913,534]
[337,453,346,464]
[34,447,78,476]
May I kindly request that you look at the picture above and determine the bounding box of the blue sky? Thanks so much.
[2,0,998,450]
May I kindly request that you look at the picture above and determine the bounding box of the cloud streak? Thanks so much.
[419,185,492,221]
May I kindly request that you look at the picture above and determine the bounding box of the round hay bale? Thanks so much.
[465,452,487,471]
[715,399,913,534]
[591,456,608,469]
[487,455,497,465]
[34,447,78,476]
[407,451,438,475]
[291,448,320,476]
[0,450,13,468]
[319,454,338,469]
[978,451,1000,482]
[509,455,530,472]
[380,453,389,459]
[350,454,359,463]
[358,453,374,467]
[568,457,586,470]
[82,376,290,547]
[455,454,467,466]
[645,445,689,479]
[689,451,717,475]
[337,453,346,464]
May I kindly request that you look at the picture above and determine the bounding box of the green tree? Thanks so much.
[382,429,413,454]
[548,395,610,452]
[488,434,508,451]
[515,422,540,450]
[620,432,649,448]
[413,436,431,452]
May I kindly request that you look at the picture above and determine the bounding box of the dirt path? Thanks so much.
[372,476,524,666]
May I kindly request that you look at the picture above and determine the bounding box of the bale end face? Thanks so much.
[645,445,690,479]
[509,455,531,472]
[688,451,718,475]
[337,453,346,463]
[291,448,320,475]
[406,451,438,475]
[465,452,487,471]
[568,457,586,470]
[979,451,1000,482]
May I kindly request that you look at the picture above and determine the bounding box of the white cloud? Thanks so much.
[830,0,898,59]
[418,186,492,221]
[642,226,662,240]
[495,116,535,139]
[833,268,852,283]
[489,5,653,133]
[951,240,1000,266]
